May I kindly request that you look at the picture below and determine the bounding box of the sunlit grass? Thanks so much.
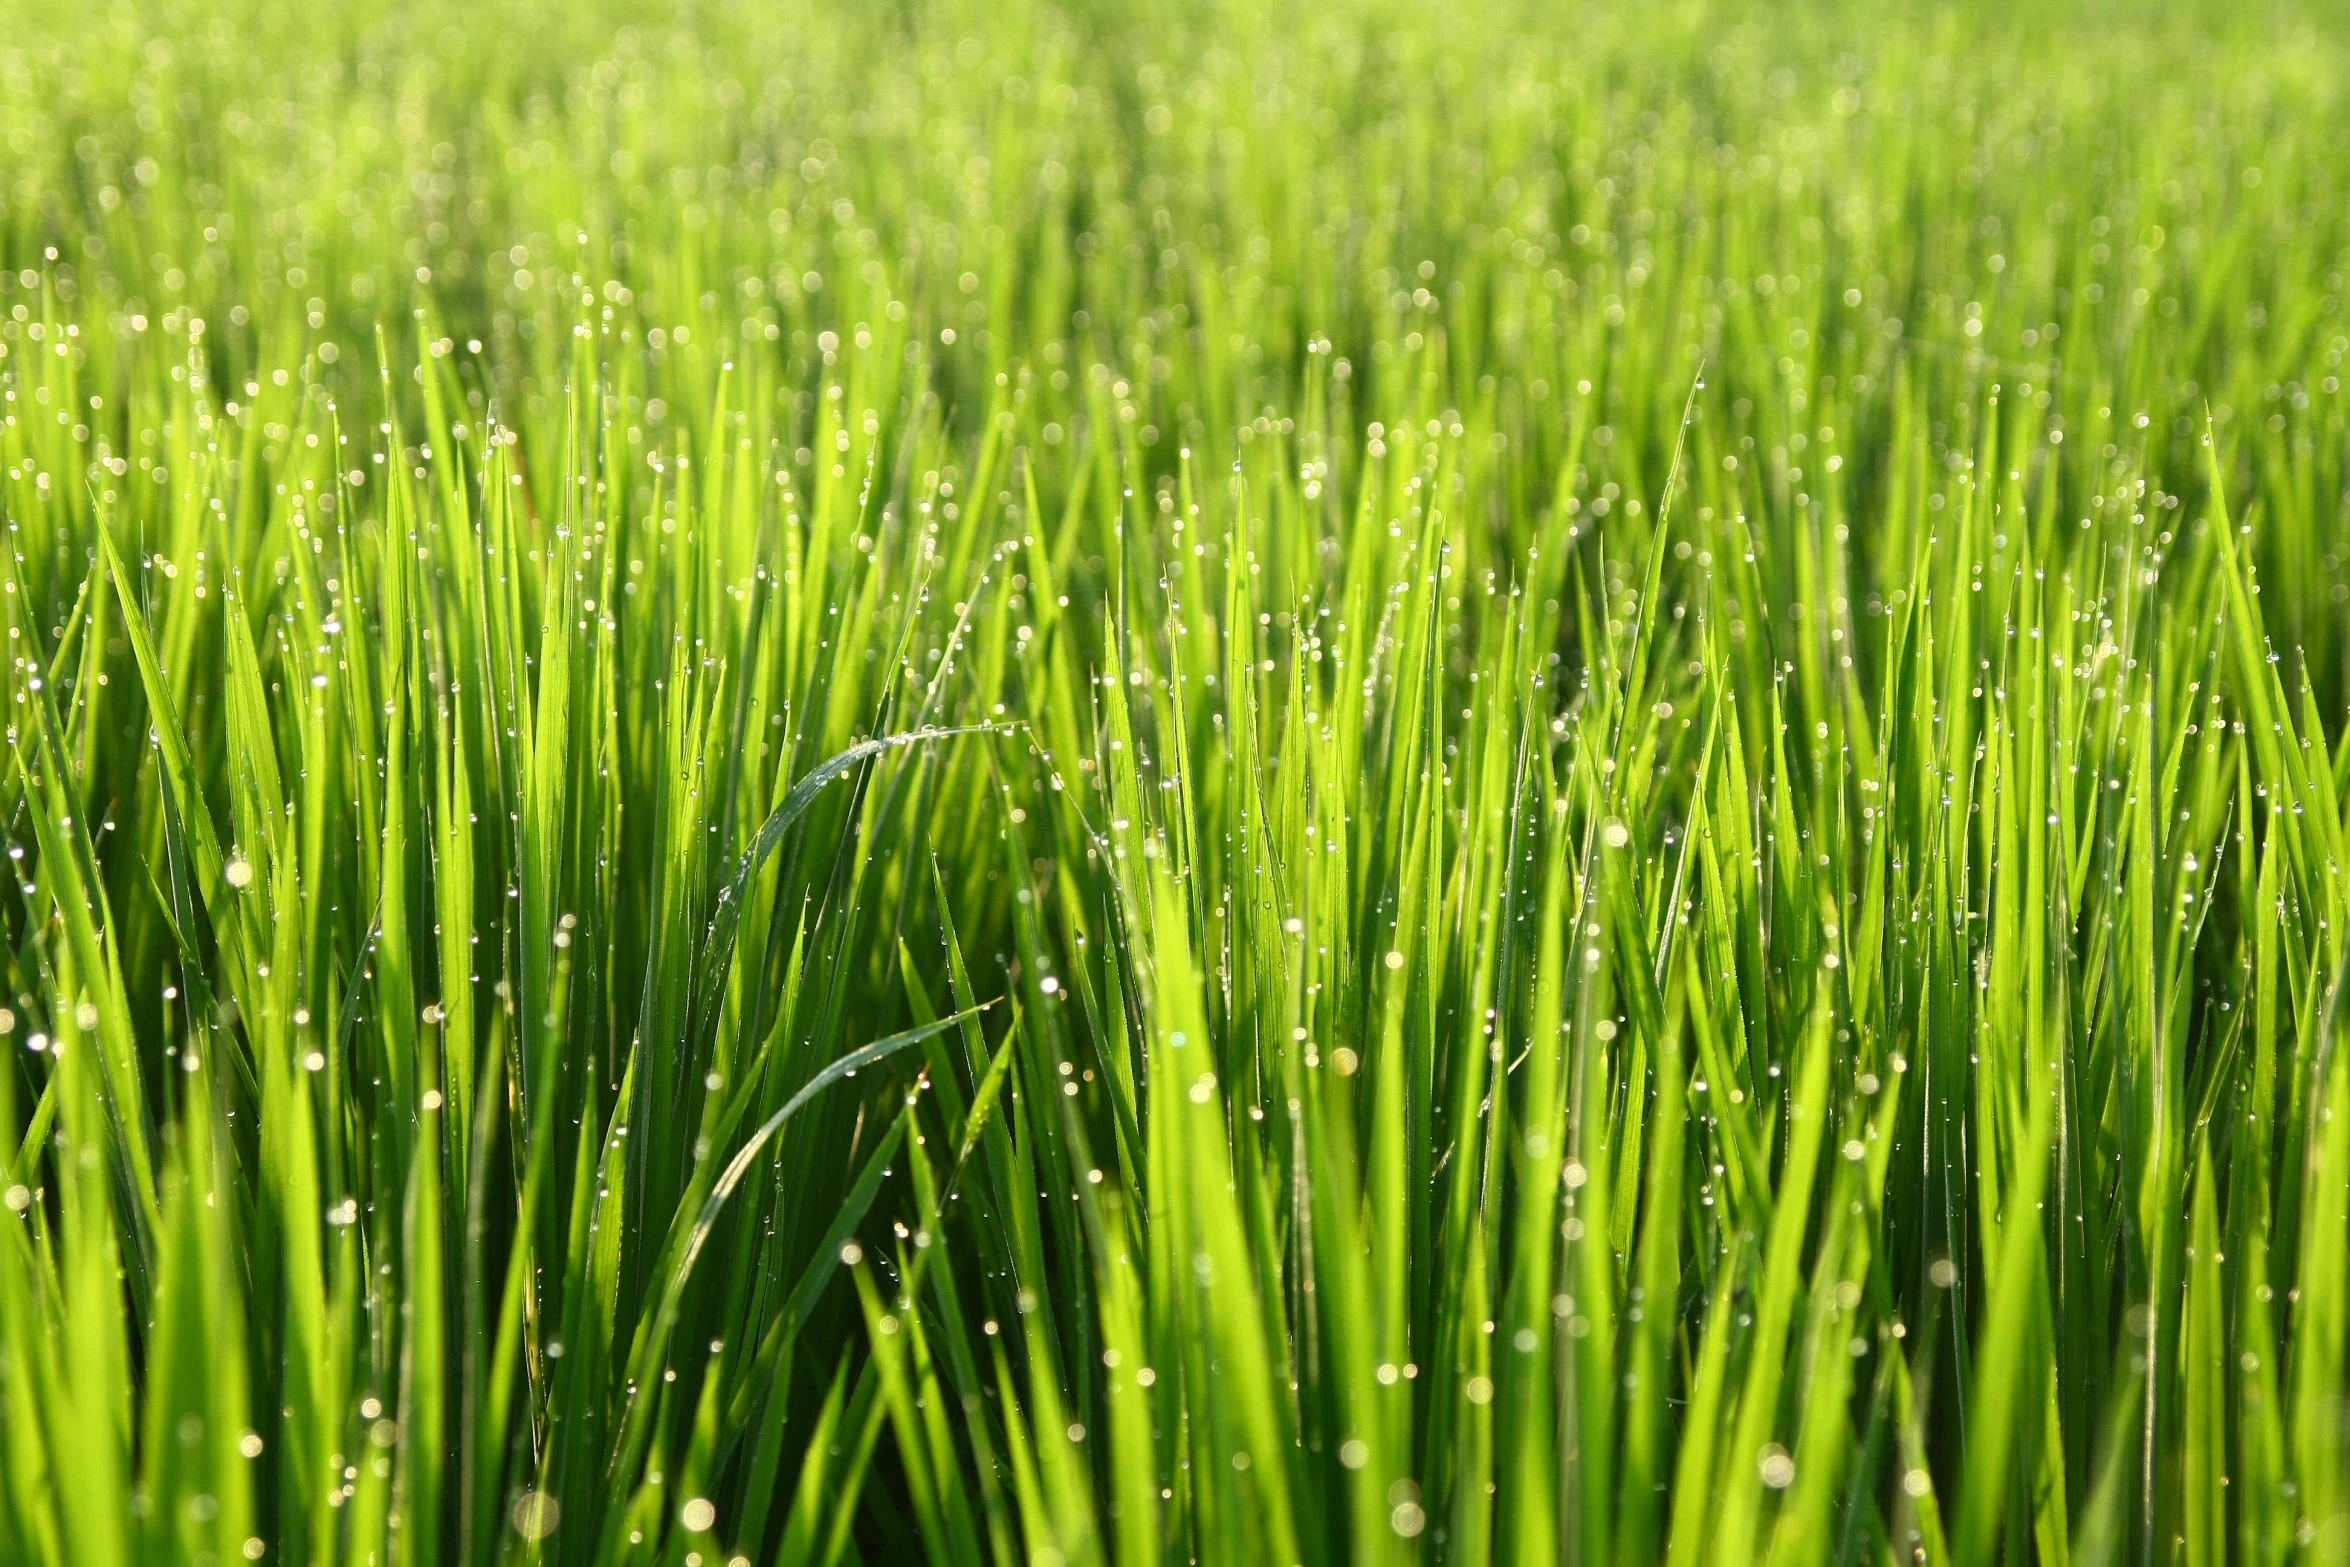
[1,0,2348,1564]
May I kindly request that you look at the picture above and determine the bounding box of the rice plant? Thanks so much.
[1,0,2348,1563]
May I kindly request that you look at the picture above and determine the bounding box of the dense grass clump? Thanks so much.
[3,0,2350,1562]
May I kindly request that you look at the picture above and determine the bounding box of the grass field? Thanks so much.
[2,0,2348,1562]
